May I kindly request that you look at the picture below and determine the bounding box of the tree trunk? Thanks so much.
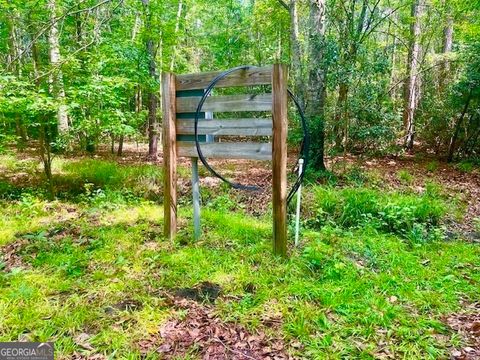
[447,89,472,162]
[142,0,159,160]
[306,0,327,171]
[47,0,69,134]
[389,10,398,101]
[132,12,141,42]
[117,135,125,156]
[333,0,367,153]
[7,13,28,147]
[39,121,55,199]
[169,0,184,71]
[439,2,453,91]
[402,0,424,151]
[289,0,304,106]
[333,83,348,151]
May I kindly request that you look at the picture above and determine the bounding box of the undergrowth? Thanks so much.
[0,153,478,359]
[304,183,447,243]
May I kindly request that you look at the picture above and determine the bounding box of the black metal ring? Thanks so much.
[193,65,309,203]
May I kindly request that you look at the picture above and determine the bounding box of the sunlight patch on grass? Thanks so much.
[98,203,163,227]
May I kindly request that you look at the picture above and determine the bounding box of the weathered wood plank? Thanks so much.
[162,73,177,241]
[177,142,272,160]
[271,64,288,257]
[176,118,272,136]
[176,94,272,113]
[176,66,272,90]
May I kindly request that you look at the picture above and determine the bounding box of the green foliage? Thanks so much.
[426,160,439,172]
[61,159,162,200]
[308,186,447,240]
[397,169,414,185]
[1,153,479,358]
[456,161,475,173]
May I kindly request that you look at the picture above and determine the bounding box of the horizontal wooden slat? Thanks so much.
[177,142,272,160]
[176,94,272,113]
[176,66,272,91]
[176,119,272,136]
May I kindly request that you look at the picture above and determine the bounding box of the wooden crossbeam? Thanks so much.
[177,142,272,160]
[176,66,272,90]
[176,118,272,136]
[176,94,272,113]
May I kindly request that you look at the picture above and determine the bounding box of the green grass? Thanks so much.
[1,155,479,359]
[305,185,447,243]
[456,161,476,173]
[397,169,414,185]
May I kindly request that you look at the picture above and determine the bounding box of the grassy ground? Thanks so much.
[0,151,479,359]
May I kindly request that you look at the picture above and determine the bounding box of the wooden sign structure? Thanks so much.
[162,64,288,256]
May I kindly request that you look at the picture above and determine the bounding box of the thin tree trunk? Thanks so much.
[389,11,398,100]
[7,13,28,147]
[131,12,141,42]
[111,135,115,154]
[332,0,367,153]
[447,89,472,162]
[169,0,184,71]
[307,0,327,171]
[333,83,349,151]
[47,0,69,134]
[403,0,424,151]
[439,2,453,91]
[142,0,159,160]
[39,121,55,199]
[289,0,304,105]
[117,135,124,156]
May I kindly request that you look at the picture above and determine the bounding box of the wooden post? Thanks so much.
[162,73,177,241]
[271,64,288,256]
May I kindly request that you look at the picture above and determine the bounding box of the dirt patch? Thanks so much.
[174,281,222,303]
[445,302,480,359]
[139,296,292,359]
[1,239,30,271]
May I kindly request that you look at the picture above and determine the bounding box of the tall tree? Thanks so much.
[47,0,69,134]
[306,0,327,171]
[282,0,304,105]
[142,0,159,160]
[439,0,453,90]
[403,0,424,151]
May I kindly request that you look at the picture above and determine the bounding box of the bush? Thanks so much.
[308,186,447,240]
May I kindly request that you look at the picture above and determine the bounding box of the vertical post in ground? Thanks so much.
[295,158,304,246]
[271,64,288,256]
[162,72,177,241]
[191,157,201,240]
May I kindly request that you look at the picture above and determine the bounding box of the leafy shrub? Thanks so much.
[308,187,447,240]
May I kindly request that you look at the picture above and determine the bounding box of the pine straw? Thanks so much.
[446,302,480,360]
[138,295,292,360]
